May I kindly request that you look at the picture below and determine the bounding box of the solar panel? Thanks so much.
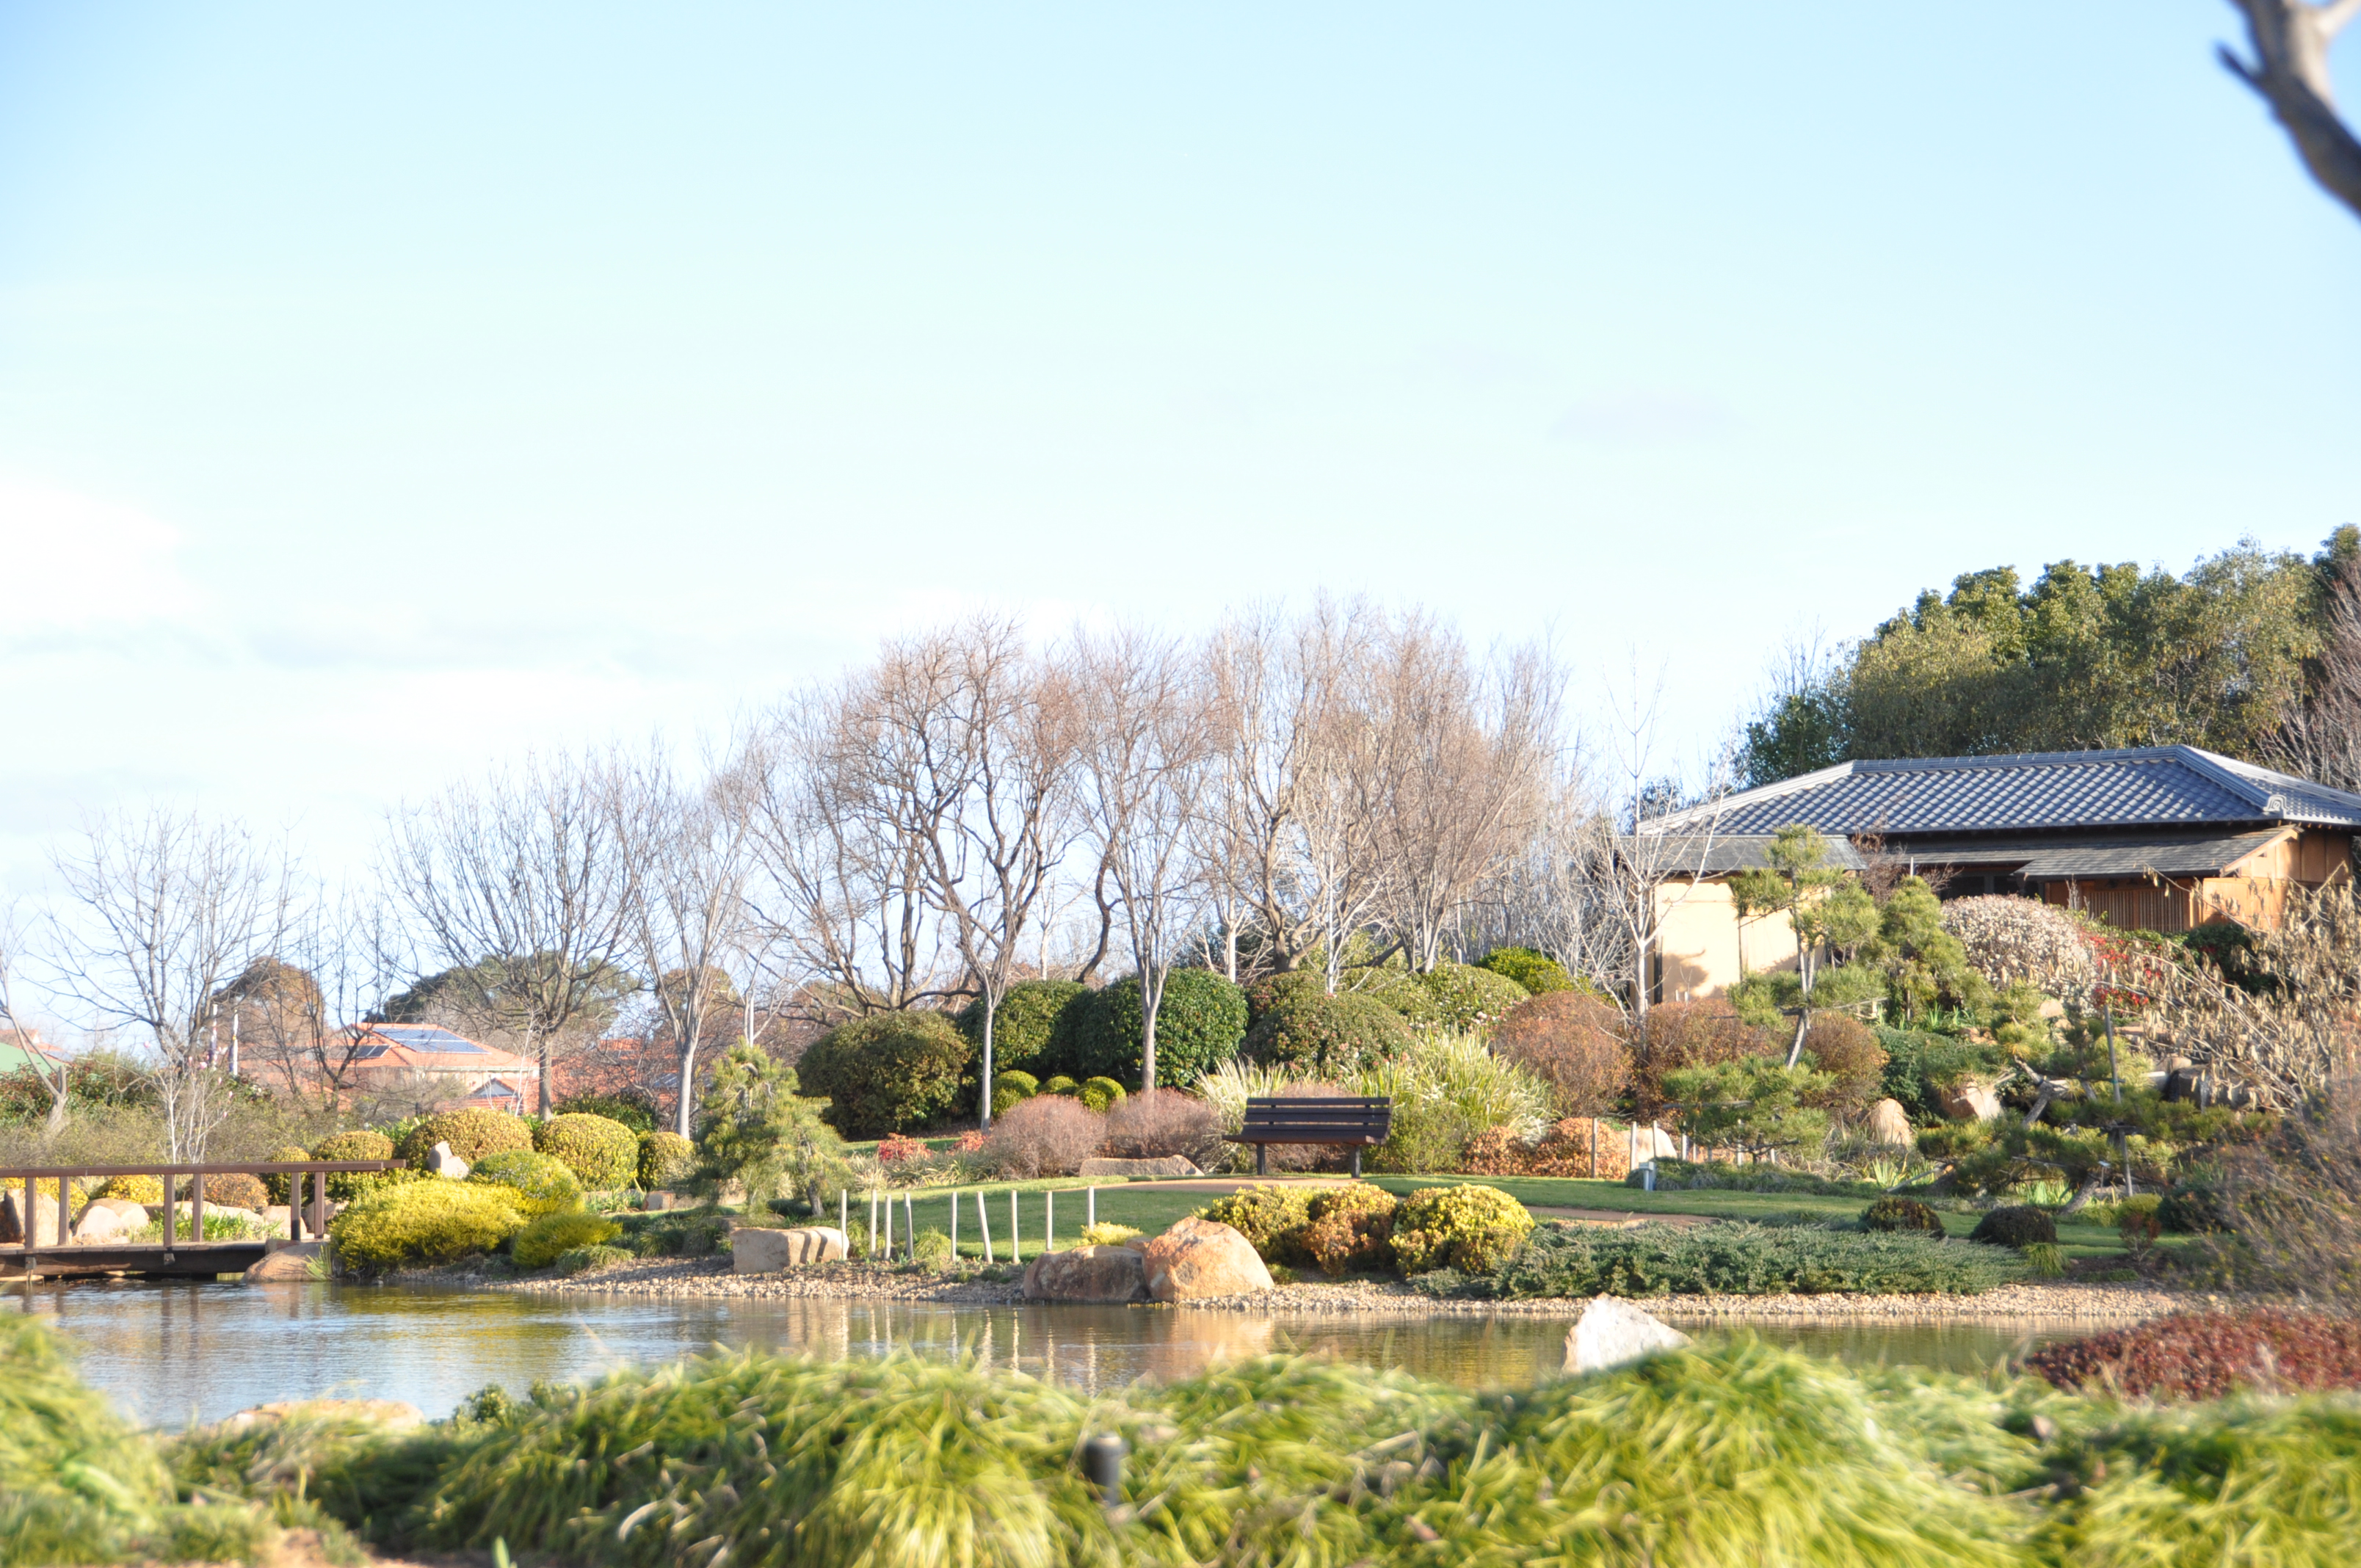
[376,1026,486,1053]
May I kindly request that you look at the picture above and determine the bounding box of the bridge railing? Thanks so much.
[1,1161,409,1254]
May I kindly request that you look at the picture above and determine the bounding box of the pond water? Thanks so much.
[8,1280,2083,1428]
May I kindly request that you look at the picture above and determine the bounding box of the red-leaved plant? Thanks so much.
[2025,1309,2361,1400]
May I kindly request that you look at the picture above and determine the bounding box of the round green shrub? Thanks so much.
[1059,970,1249,1091]
[311,1129,401,1202]
[996,1070,1040,1100]
[1968,1205,2058,1250]
[1078,1076,1127,1114]
[1390,1185,1534,1275]
[1860,1196,1948,1236]
[329,1181,526,1273]
[1479,945,1574,995]
[532,1113,642,1190]
[1413,962,1531,1032]
[1197,1184,1315,1266]
[2160,1175,2231,1234]
[396,1108,533,1167]
[94,1173,164,1205]
[257,1148,318,1206]
[795,1010,973,1137]
[1243,990,1415,1075]
[955,979,1084,1076]
[1040,1075,1078,1096]
[512,1208,623,1270]
[553,1243,632,1276]
[1301,1186,1400,1277]
[466,1150,583,1216]
[1244,968,1326,1024]
[550,1092,659,1134]
[201,1172,270,1212]
[637,1129,697,1189]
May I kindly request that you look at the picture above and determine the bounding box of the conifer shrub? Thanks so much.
[1390,1184,1534,1275]
[329,1182,526,1274]
[636,1129,696,1189]
[794,1010,972,1137]
[396,1108,533,1168]
[1626,1000,1770,1122]
[512,1209,623,1270]
[466,1150,582,1216]
[1861,1195,1948,1235]
[533,1113,642,1190]
[1299,1185,1399,1276]
[1197,1183,1316,1266]
[1469,1219,2022,1299]
[1968,1205,2058,1249]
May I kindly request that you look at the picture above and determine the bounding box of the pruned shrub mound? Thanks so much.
[533,1113,642,1190]
[1797,1015,1887,1115]
[1391,1185,1534,1275]
[1412,961,1531,1033]
[1492,991,1630,1117]
[990,1069,1040,1119]
[1300,1186,1399,1276]
[200,1172,270,1212]
[94,1173,164,1205]
[1942,893,2097,1001]
[795,1009,972,1137]
[1471,1219,2023,1299]
[954,978,1084,1076]
[329,1182,526,1273]
[2026,1310,2361,1400]
[1197,1183,1314,1266]
[396,1108,532,1168]
[1968,1204,2056,1249]
[512,1208,623,1271]
[1528,1117,1630,1180]
[637,1129,696,1189]
[2159,1175,2230,1234]
[1244,968,1325,1024]
[550,1091,659,1134]
[311,1128,402,1202]
[1243,990,1414,1075]
[1040,1075,1078,1097]
[255,1147,312,1205]
[1078,1075,1126,1114]
[979,1095,1103,1179]
[1058,970,1250,1089]
[1462,1125,1531,1176]
[1100,1088,1222,1168]
[1627,1000,1769,1120]
[1479,945,1575,995]
[1860,1196,1946,1235]
[466,1150,582,1216]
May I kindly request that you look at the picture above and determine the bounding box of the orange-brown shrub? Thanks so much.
[1797,1015,1888,1116]
[1527,1117,1631,1179]
[1299,1185,1399,1277]
[1492,992,1629,1117]
[980,1095,1104,1178]
[1626,1000,1769,1120]
[1101,1089,1224,1168]
[1462,1125,1531,1176]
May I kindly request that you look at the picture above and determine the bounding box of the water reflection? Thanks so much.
[9,1279,2070,1428]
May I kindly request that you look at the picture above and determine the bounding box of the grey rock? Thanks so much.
[1023,1242,1151,1303]
[1564,1296,1692,1375]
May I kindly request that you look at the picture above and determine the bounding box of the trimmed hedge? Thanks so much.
[466,1150,582,1216]
[1968,1205,2057,1249]
[795,1010,973,1137]
[1301,1186,1399,1277]
[954,979,1084,1077]
[1412,962,1531,1033]
[1242,990,1415,1075]
[1479,945,1575,995]
[1078,1076,1126,1114]
[637,1129,697,1189]
[533,1113,642,1190]
[1860,1196,1947,1235]
[1196,1184,1316,1266]
[1055,970,1249,1090]
[328,1181,526,1273]
[512,1209,623,1270]
[1391,1185,1534,1275]
[1463,1220,2025,1299]
[396,1108,533,1168]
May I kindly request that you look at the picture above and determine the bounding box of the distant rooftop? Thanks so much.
[1644,746,2361,838]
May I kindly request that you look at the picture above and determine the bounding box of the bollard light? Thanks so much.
[1081,1433,1128,1507]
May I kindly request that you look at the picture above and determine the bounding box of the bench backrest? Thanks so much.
[1236,1095,1392,1143]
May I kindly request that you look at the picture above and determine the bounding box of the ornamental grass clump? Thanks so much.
[1470,1220,2023,1299]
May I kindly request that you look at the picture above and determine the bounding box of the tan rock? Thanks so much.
[730,1224,849,1272]
[215,1397,422,1434]
[244,1242,324,1282]
[1865,1098,1913,1147]
[1938,1080,2002,1121]
[70,1198,146,1243]
[1141,1216,1273,1302]
[0,1185,76,1246]
[1078,1155,1202,1178]
[425,1140,471,1180]
[1023,1242,1151,1303]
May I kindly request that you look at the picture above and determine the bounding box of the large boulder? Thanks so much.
[730,1225,849,1273]
[1938,1080,2002,1122]
[1023,1243,1151,1303]
[244,1242,323,1282]
[425,1141,471,1180]
[1865,1097,1914,1147]
[1078,1155,1202,1178]
[1564,1295,1691,1374]
[0,1186,76,1246]
[1140,1217,1274,1302]
[70,1197,149,1243]
[1631,1125,1680,1161]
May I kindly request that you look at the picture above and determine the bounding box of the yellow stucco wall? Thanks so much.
[1650,880,1798,1001]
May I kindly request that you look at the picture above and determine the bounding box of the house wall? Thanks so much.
[1650,880,1799,1002]
[2035,828,2354,932]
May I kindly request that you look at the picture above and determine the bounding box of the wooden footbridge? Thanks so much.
[1,1159,405,1280]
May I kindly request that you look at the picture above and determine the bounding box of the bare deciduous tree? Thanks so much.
[2223,0,2361,223]
[385,750,642,1115]
[0,902,70,1140]
[46,809,292,1160]
[222,882,410,1111]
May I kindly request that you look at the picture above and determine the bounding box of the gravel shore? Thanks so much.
[490,1255,2200,1323]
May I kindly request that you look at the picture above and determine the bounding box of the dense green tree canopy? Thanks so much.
[1741,531,2360,784]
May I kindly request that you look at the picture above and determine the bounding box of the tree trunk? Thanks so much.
[979,998,997,1131]
[676,1034,700,1136]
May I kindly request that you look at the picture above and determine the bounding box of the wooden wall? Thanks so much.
[2034,828,2353,932]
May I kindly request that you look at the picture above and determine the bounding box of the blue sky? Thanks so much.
[1,2,2357,888]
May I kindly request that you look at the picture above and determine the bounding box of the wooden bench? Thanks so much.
[1228,1095,1393,1177]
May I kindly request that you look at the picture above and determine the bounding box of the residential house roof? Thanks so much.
[1644,746,2361,838]
[344,1023,537,1077]
[1628,834,1871,876]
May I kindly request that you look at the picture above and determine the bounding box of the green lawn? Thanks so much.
[822,1180,1218,1260]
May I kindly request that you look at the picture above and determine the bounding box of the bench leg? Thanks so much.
[1352,1147,1363,1179]
[1256,1144,1267,1176]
